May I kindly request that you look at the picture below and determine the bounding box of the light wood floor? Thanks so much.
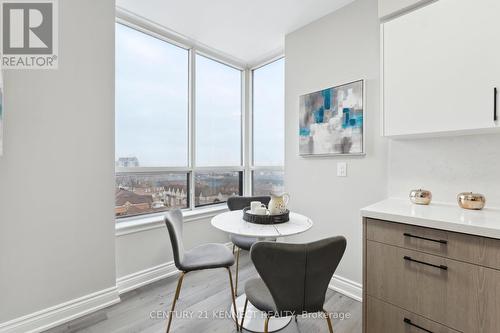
[46,251,362,333]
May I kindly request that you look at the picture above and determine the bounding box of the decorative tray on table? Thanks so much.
[242,207,290,225]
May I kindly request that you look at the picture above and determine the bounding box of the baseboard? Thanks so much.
[1,242,234,333]
[116,262,179,295]
[328,274,363,302]
[117,243,233,295]
[0,287,120,333]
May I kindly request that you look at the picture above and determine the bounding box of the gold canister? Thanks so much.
[409,189,432,205]
[457,192,486,210]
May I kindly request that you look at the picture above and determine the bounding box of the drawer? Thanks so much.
[366,240,500,333]
[366,218,500,270]
[367,296,461,333]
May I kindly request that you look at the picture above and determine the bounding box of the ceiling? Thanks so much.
[116,0,354,67]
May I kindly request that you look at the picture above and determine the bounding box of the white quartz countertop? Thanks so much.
[361,198,500,239]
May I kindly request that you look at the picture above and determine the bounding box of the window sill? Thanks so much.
[115,205,228,237]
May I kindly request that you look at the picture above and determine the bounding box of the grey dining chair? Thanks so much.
[240,236,347,333]
[164,209,239,333]
[227,196,271,296]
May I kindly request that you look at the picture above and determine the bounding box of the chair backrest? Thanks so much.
[227,196,271,211]
[164,209,185,270]
[250,236,347,314]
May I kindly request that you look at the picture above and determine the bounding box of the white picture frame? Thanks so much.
[299,79,365,157]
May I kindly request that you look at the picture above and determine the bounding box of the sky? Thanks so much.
[115,23,284,168]
[253,58,285,166]
[115,23,189,167]
[195,54,241,166]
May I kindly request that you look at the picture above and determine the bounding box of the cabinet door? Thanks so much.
[366,240,500,332]
[367,296,461,333]
[382,0,500,136]
[366,218,500,271]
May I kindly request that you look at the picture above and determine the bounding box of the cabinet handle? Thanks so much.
[404,318,434,333]
[403,256,448,271]
[403,233,447,245]
[495,87,497,121]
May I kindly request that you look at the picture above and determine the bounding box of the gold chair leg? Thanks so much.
[175,273,184,301]
[166,272,186,333]
[227,268,240,331]
[240,297,249,331]
[232,244,236,254]
[323,310,334,333]
[264,316,270,333]
[235,248,240,296]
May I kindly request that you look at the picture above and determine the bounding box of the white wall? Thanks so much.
[381,0,500,209]
[284,0,387,288]
[389,134,500,208]
[0,0,116,324]
[2,0,494,327]
[116,217,228,279]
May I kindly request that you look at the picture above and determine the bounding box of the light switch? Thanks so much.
[337,162,347,177]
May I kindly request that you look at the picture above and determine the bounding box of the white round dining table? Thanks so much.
[211,210,313,333]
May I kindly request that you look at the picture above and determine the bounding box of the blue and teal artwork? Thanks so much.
[299,80,364,156]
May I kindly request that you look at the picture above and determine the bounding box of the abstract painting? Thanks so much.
[299,80,364,156]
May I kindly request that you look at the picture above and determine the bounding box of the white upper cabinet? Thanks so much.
[378,0,432,20]
[381,0,500,137]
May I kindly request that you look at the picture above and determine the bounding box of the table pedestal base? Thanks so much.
[231,294,292,332]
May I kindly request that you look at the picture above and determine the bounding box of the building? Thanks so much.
[116,157,139,167]
[115,188,152,216]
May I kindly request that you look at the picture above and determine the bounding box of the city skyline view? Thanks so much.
[115,157,284,218]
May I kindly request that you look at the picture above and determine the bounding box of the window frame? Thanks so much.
[115,14,284,223]
[115,22,191,168]
[115,170,191,219]
[250,58,285,195]
[189,51,245,210]
[115,19,246,219]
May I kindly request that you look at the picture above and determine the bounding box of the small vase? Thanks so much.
[457,192,485,210]
[409,189,432,205]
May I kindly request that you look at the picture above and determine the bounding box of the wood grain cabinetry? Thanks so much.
[363,218,500,333]
[366,218,500,270]
[367,296,460,333]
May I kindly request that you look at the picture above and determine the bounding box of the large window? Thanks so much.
[194,54,243,207]
[115,23,190,218]
[116,173,189,217]
[115,21,284,220]
[195,55,242,166]
[252,169,284,196]
[252,59,285,195]
[115,24,188,167]
[195,171,243,207]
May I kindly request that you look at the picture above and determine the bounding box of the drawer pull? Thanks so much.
[403,233,447,245]
[495,87,498,121]
[403,256,448,271]
[404,318,434,333]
